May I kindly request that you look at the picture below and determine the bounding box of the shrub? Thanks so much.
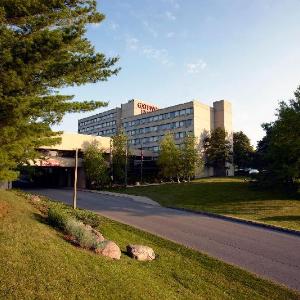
[48,207,69,230]
[73,209,101,228]
[65,219,98,249]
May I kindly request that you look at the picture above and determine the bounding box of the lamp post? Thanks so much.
[73,148,78,209]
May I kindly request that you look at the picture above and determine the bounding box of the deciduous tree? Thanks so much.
[203,128,232,176]
[233,131,254,170]
[158,133,180,180]
[180,135,201,181]
[255,86,300,192]
[112,131,128,184]
[83,141,108,189]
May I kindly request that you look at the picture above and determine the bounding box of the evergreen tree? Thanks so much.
[0,0,120,180]
[203,128,232,176]
[83,141,108,189]
[112,131,128,184]
[233,131,254,170]
[158,133,180,180]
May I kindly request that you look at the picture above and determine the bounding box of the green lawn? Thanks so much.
[116,177,300,231]
[0,190,299,299]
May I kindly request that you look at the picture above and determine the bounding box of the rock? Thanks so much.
[84,225,105,243]
[95,241,121,260]
[126,244,155,261]
[30,195,41,202]
[91,228,105,243]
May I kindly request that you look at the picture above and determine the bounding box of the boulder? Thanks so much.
[84,225,105,243]
[126,244,155,261]
[95,241,121,260]
[30,195,41,202]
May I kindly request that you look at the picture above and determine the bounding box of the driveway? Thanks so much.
[29,188,300,292]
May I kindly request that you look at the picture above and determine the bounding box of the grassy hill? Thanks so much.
[0,190,299,299]
[117,178,300,231]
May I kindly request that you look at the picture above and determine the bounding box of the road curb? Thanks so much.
[166,206,300,237]
[78,189,160,207]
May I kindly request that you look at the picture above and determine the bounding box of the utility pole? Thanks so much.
[140,142,143,183]
[73,148,78,209]
[109,138,113,185]
[124,140,128,187]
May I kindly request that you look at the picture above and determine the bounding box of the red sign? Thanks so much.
[40,159,60,167]
[137,102,159,114]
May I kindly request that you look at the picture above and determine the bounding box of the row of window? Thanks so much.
[123,108,193,128]
[126,119,192,136]
[129,131,192,146]
[79,128,117,136]
[79,121,116,133]
[79,113,115,127]
[144,144,183,153]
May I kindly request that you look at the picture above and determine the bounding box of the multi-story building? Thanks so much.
[78,98,233,176]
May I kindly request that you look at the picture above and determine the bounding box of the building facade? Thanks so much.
[78,99,233,176]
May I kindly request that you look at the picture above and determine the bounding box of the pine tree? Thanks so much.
[0,0,120,180]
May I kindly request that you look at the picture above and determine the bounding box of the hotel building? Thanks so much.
[78,98,233,176]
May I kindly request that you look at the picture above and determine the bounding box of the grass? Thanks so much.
[115,177,300,231]
[0,190,299,299]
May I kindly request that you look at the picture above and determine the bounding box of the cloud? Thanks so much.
[186,60,207,73]
[143,21,158,38]
[163,0,180,9]
[142,46,172,66]
[125,36,172,66]
[126,37,139,50]
[166,32,175,38]
[110,22,119,31]
[165,11,176,21]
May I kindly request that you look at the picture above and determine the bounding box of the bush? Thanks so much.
[48,207,69,230]
[73,209,101,228]
[65,219,98,249]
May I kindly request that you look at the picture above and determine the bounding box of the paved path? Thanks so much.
[30,188,300,292]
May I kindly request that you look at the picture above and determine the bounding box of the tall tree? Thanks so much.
[0,0,120,181]
[83,141,108,189]
[158,133,180,180]
[256,86,300,191]
[112,131,128,184]
[233,131,254,170]
[203,128,232,176]
[180,135,201,181]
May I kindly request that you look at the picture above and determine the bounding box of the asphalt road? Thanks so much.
[30,188,300,292]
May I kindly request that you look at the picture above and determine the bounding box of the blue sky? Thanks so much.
[55,0,300,146]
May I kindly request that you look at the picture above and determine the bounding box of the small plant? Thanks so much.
[73,209,101,228]
[48,207,69,230]
[65,219,99,249]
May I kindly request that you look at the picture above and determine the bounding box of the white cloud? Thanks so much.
[166,32,175,38]
[163,0,180,9]
[142,46,172,66]
[143,21,158,38]
[186,60,207,73]
[165,11,176,21]
[110,22,119,31]
[126,37,139,50]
